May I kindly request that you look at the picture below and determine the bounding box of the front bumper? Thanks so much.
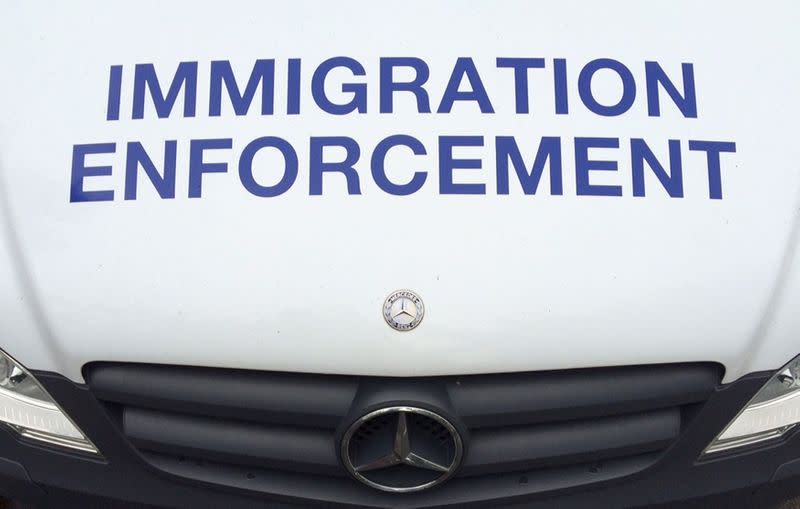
[1,369,800,509]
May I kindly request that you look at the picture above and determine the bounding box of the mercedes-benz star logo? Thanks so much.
[383,290,425,331]
[341,406,463,493]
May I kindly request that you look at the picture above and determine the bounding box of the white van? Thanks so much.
[1,1,800,507]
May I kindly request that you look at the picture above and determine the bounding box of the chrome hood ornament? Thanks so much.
[383,290,424,331]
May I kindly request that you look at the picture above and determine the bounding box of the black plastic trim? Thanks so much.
[461,408,679,476]
[84,362,718,484]
[87,364,358,428]
[1,367,798,508]
[446,364,720,428]
[124,407,342,476]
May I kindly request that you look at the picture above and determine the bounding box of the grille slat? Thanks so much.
[124,407,342,476]
[88,364,357,428]
[85,362,721,495]
[460,408,679,477]
[447,364,720,428]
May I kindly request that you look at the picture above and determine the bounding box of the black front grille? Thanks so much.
[85,362,721,505]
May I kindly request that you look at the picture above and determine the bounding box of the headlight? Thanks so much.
[704,354,800,455]
[0,349,99,454]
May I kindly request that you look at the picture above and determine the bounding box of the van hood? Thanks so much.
[1,1,799,383]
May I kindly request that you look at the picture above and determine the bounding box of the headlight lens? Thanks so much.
[0,349,99,454]
[704,354,800,455]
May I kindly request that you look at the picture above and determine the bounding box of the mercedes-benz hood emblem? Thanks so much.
[383,290,425,331]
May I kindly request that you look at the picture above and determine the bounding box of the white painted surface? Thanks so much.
[0,1,798,383]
